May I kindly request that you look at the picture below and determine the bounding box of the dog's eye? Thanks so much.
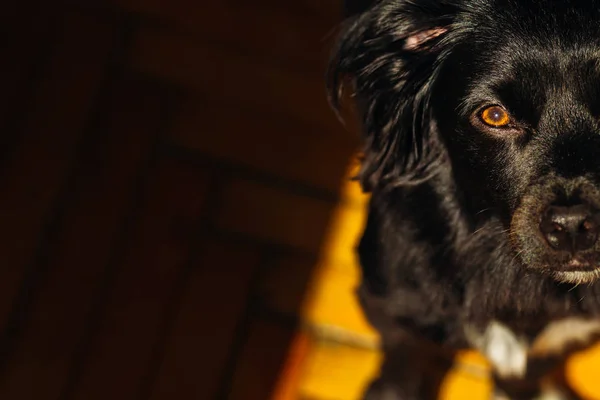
[480,106,511,128]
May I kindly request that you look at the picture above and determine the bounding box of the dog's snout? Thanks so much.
[539,204,600,253]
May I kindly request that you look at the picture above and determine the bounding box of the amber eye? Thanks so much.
[480,105,511,127]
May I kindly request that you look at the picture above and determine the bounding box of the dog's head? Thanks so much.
[329,0,600,285]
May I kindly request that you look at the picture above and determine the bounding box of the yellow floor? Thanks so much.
[282,163,600,400]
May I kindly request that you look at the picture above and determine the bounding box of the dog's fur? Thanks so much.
[327,1,600,398]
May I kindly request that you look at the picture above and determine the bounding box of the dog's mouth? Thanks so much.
[564,257,595,270]
[534,252,600,285]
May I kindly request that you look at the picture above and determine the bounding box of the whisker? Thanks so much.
[568,283,580,292]
[510,249,525,265]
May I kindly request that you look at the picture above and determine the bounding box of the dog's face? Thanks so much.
[329,0,600,284]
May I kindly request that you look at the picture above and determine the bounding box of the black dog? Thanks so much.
[328,1,600,399]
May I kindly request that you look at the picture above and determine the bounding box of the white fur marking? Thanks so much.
[465,321,528,378]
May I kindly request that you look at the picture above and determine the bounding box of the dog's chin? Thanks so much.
[549,258,600,285]
[552,269,600,285]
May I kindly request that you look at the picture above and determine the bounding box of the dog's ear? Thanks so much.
[327,1,460,191]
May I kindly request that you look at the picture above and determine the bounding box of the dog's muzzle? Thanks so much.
[510,177,600,284]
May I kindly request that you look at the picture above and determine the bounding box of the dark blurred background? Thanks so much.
[0,1,373,399]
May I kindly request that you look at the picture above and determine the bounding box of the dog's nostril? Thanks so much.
[583,220,596,231]
[539,204,600,253]
[552,223,564,232]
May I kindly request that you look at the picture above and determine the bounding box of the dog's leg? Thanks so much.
[357,286,454,399]
[362,335,454,400]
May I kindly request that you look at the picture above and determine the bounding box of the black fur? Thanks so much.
[328,1,600,398]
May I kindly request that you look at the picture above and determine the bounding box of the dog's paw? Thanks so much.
[529,318,600,361]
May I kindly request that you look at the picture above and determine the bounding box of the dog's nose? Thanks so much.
[539,204,600,253]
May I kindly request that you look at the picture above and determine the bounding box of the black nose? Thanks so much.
[539,204,600,253]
